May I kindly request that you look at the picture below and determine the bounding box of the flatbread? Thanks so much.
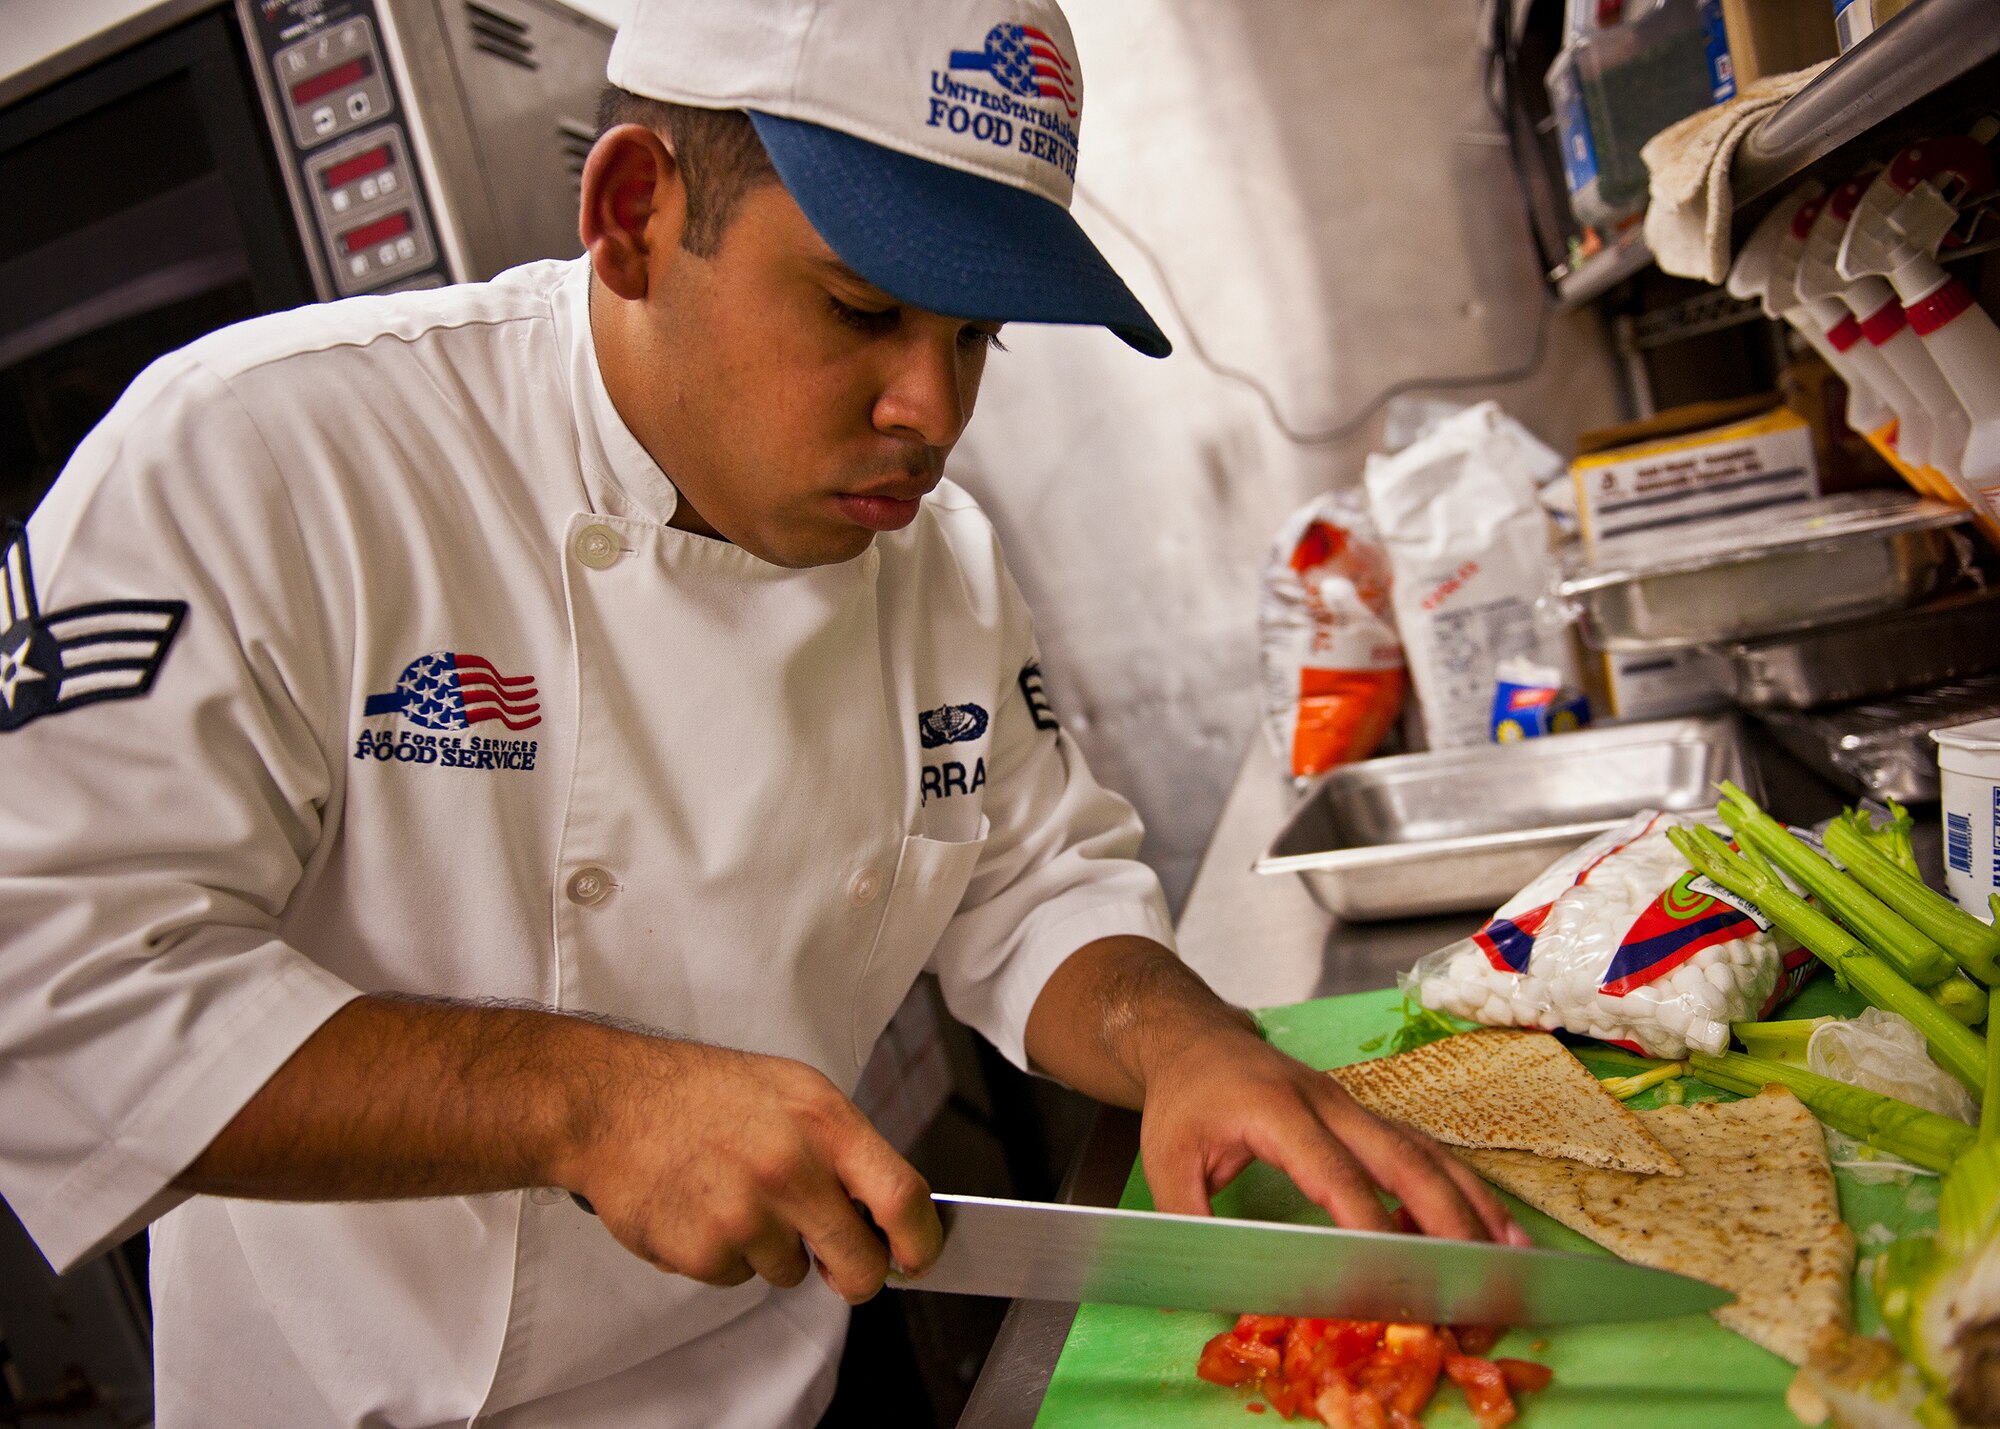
[1457,1086,1854,1366]
[1329,1030,1681,1176]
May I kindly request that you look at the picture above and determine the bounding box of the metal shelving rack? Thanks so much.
[1552,0,2000,310]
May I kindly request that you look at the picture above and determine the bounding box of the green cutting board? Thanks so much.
[1034,981,1944,1427]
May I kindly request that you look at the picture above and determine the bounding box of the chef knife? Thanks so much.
[884,1193,1732,1325]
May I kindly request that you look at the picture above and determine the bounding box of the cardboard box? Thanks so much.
[1571,396,1820,551]
[1601,646,1731,722]
[1721,0,1837,86]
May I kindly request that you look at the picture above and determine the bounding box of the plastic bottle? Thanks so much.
[1547,0,1734,230]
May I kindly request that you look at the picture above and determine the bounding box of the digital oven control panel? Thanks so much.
[304,128,436,290]
[241,0,448,297]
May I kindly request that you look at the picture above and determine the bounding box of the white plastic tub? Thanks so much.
[1935,716,2000,919]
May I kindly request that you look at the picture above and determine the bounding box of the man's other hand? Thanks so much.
[1023,937,1526,1245]
[1135,1023,1524,1244]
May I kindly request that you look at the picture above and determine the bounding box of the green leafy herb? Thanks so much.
[1363,998,1471,1057]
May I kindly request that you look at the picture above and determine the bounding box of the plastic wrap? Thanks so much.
[1410,810,1813,1057]
[1808,1008,1977,1181]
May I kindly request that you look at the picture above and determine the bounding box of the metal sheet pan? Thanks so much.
[1553,493,1968,652]
[1721,588,2000,710]
[1752,676,2000,804]
[1255,716,1759,922]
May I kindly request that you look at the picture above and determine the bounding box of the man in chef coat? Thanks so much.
[0,0,1519,1424]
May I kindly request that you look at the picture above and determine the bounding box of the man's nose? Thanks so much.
[871,328,974,449]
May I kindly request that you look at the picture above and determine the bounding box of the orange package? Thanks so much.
[1259,492,1407,784]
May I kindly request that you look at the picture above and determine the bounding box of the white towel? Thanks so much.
[1640,63,1829,283]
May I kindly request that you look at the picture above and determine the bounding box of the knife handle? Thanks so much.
[564,1191,884,1245]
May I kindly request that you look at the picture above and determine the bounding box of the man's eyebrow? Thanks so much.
[809,256,896,301]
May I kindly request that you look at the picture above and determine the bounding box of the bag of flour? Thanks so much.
[1363,402,1576,751]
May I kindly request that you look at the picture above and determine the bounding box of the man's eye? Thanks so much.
[828,296,899,334]
[960,324,1008,353]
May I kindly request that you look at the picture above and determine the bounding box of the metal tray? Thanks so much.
[1752,675,2000,804]
[1553,492,1968,652]
[1255,716,1759,922]
[1721,588,2000,710]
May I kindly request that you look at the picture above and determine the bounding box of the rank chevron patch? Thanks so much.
[0,526,187,733]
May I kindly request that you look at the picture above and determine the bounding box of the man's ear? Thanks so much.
[579,124,689,300]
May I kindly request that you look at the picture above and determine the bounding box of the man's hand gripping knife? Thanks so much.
[175,995,944,1304]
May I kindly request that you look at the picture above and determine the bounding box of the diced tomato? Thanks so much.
[1281,1321,1323,1382]
[1197,1312,1552,1427]
[1236,1314,1293,1346]
[1364,1324,1445,1415]
[1495,1358,1553,1394]
[1321,1319,1387,1370]
[1452,1324,1504,1355]
[1199,1331,1276,1388]
[1263,1376,1304,1420]
[1444,1352,1519,1429]
[1247,1405,1267,1415]
[1313,1379,1389,1429]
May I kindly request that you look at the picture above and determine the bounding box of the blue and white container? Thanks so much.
[1545,0,1735,230]
[1935,716,2000,920]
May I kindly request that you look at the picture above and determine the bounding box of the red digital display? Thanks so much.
[322,145,392,190]
[290,56,373,106]
[340,211,412,254]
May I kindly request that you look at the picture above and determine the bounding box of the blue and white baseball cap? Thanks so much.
[605,0,1170,357]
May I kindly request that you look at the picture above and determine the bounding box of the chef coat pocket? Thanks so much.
[850,819,987,1071]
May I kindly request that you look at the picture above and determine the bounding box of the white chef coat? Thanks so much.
[0,256,1176,1427]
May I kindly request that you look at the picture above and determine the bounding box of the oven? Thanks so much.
[1,0,615,524]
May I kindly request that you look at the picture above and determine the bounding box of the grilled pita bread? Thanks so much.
[1329,1030,1681,1176]
[1457,1086,1853,1366]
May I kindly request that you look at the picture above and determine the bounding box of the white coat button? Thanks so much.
[528,1186,565,1205]
[573,524,622,570]
[566,866,613,905]
[847,868,881,906]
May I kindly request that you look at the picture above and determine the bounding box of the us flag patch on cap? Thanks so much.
[0,527,187,733]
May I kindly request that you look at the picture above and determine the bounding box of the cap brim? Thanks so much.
[747,112,1170,359]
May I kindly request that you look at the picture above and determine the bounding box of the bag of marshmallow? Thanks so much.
[1407,811,1815,1058]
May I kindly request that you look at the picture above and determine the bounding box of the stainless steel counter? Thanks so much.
[954,734,1483,1429]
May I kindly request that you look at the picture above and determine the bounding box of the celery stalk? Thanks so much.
[1730,1017,1832,1065]
[1687,1050,1975,1172]
[1879,801,1921,879]
[1825,816,2000,986]
[1600,1061,1689,1100]
[1934,972,1991,1026]
[1876,990,2000,1420]
[1718,785,1959,987]
[1668,824,1987,1095]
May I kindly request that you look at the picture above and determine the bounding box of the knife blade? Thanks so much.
[886,1194,1732,1326]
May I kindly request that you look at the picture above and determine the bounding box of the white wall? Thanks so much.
[944,0,1627,912]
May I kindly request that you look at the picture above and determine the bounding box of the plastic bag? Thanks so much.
[1808,1008,1976,1181]
[1363,401,1577,752]
[1409,810,1814,1058]
[1257,491,1406,785]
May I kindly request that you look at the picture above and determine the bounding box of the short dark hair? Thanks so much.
[594,87,780,257]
